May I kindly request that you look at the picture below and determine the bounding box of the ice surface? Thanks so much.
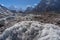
[0,21,60,40]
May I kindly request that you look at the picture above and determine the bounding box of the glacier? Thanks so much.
[0,21,60,40]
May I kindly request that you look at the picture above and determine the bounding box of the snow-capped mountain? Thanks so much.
[0,4,13,16]
[34,0,60,12]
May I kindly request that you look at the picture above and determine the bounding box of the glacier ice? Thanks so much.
[0,21,60,40]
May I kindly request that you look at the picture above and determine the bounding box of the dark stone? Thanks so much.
[57,21,60,25]
[0,24,4,27]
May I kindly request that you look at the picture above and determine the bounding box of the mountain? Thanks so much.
[8,5,17,13]
[8,5,17,10]
[0,4,13,16]
[33,0,60,12]
[24,6,33,14]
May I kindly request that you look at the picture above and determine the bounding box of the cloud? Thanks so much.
[26,5,31,7]
[34,3,37,6]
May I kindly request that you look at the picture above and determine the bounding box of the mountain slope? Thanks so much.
[0,4,13,16]
[33,0,60,12]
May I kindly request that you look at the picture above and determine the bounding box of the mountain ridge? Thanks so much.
[33,0,60,12]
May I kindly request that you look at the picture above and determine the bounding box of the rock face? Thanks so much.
[34,0,60,12]
[0,21,60,40]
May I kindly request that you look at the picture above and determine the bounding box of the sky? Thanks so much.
[0,0,40,10]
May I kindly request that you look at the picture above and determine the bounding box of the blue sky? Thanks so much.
[0,0,40,10]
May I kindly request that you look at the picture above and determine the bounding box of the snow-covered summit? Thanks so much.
[0,21,60,40]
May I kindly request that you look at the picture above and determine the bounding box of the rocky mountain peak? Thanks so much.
[34,0,60,12]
